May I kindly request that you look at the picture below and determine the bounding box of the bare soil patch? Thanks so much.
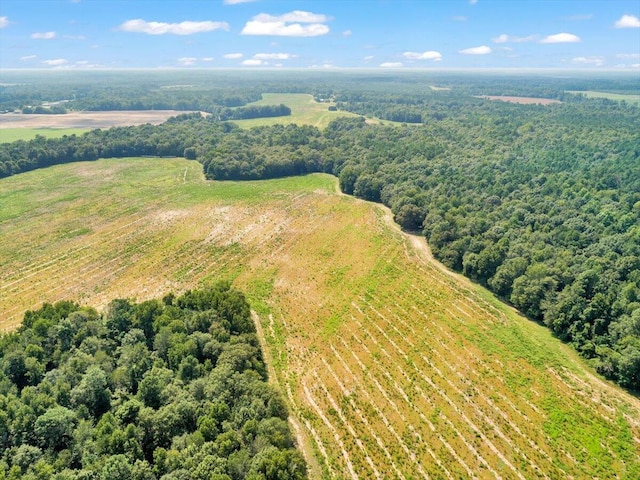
[476,95,561,105]
[0,110,194,129]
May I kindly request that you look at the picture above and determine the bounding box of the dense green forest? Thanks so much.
[2,70,638,113]
[0,283,306,480]
[1,73,639,391]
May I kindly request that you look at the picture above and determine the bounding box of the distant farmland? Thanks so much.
[477,95,562,105]
[0,109,193,129]
[0,127,90,142]
[231,93,362,129]
[567,90,640,105]
[1,159,639,478]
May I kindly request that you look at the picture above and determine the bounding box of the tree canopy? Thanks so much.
[0,283,307,479]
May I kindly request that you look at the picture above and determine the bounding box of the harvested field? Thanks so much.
[477,95,562,105]
[1,159,639,479]
[0,110,194,129]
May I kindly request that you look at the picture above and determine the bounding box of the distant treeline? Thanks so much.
[211,104,291,121]
[0,283,307,479]
[0,81,262,113]
[1,91,639,390]
[21,105,68,115]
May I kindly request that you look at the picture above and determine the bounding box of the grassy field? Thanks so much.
[0,127,90,142]
[1,158,639,478]
[567,90,640,105]
[231,93,364,129]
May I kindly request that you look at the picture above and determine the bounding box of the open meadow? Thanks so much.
[0,127,90,143]
[1,158,639,478]
[566,90,640,105]
[232,93,363,129]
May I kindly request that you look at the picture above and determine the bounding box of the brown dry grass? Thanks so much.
[0,110,193,129]
[478,95,562,105]
[2,159,639,479]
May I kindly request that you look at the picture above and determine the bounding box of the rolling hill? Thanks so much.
[1,158,639,478]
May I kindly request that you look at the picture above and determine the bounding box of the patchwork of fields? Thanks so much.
[1,159,639,478]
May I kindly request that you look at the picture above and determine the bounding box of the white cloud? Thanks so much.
[224,53,243,59]
[469,0,478,5]
[615,14,640,28]
[253,52,296,60]
[178,57,198,66]
[492,34,537,43]
[119,19,229,35]
[403,51,442,61]
[617,53,640,59]
[562,14,593,21]
[572,56,605,66]
[380,62,403,68]
[42,58,68,66]
[31,31,56,39]
[201,57,214,62]
[71,61,105,69]
[0,16,8,29]
[342,29,352,36]
[224,0,258,4]
[364,55,374,61]
[20,55,37,61]
[452,16,467,22]
[459,45,492,55]
[539,32,580,43]
[63,34,86,40]
[632,63,640,68]
[242,59,263,66]
[241,10,330,37]
[274,11,330,23]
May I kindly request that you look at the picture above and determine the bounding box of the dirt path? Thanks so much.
[332,178,472,287]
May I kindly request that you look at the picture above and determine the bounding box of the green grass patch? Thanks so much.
[2,157,639,479]
[231,93,362,129]
[567,90,640,105]
[0,127,90,143]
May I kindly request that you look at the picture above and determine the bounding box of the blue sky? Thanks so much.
[0,0,639,70]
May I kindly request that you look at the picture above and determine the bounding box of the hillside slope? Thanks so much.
[1,158,639,478]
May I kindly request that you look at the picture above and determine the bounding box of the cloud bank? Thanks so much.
[241,11,330,36]
[31,31,56,39]
[492,34,536,43]
[614,14,640,28]
[539,32,580,43]
[459,45,492,55]
[119,19,229,35]
[403,51,442,61]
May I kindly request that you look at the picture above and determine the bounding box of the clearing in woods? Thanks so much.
[0,110,193,130]
[566,90,640,105]
[476,95,562,105]
[0,127,91,143]
[231,93,364,129]
[1,158,639,479]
